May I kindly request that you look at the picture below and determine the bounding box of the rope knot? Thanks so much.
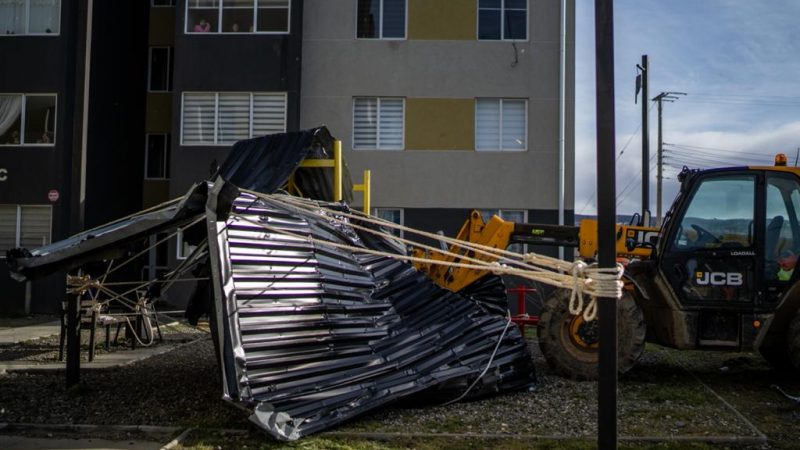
[568,262,624,322]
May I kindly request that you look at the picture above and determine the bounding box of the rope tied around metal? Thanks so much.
[568,261,624,322]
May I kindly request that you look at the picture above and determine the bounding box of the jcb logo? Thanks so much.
[695,271,743,286]
[626,229,660,245]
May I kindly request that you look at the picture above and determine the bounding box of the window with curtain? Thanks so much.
[353,97,404,150]
[476,98,526,151]
[478,0,527,40]
[356,0,405,39]
[181,92,286,145]
[0,0,60,35]
[186,0,289,33]
[0,94,56,146]
[0,205,52,256]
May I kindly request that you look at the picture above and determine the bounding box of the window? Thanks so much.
[148,47,173,92]
[0,205,52,255]
[185,0,290,34]
[672,175,755,251]
[0,0,60,35]
[478,0,527,40]
[0,94,56,146]
[356,0,405,39]
[480,209,526,252]
[476,98,526,151]
[353,97,404,150]
[181,92,286,145]
[764,174,800,280]
[176,230,199,259]
[145,134,170,179]
[372,207,403,237]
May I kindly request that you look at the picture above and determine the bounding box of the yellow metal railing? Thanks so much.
[295,139,372,214]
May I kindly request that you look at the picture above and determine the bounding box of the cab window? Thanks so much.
[765,174,800,281]
[672,175,755,251]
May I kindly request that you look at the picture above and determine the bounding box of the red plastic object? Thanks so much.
[508,286,539,336]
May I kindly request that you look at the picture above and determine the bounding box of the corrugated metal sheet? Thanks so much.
[207,190,535,440]
[6,128,536,441]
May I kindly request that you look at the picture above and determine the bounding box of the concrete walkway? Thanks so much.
[0,319,202,373]
[0,434,163,450]
[0,321,61,345]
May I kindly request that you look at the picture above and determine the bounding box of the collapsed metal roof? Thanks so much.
[5,127,535,440]
[208,190,535,439]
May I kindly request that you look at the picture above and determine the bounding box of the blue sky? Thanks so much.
[574,1,800,215]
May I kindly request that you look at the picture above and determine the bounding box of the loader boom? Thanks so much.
[412,210,659,292]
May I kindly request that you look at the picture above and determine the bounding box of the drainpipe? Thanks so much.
[558,0,567,259]
[79,0,93,230]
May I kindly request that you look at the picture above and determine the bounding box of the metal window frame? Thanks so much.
[474,97,527,152]
[147,46,172,92]
[476,0,529,42]
[181,91,287,146]
[355,0,408,40]
[185,0,291,34]
[0,0,62,37]
[353,97,404,151]
[144,133,170,180]
[0,204,53,258]
[0,93,57,147]
[372,207,404,238]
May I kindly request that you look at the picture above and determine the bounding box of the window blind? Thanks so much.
[217,93,250,144]
[252,94,286,136]
[183,93,216,144]
[0,205,16,252]
[19,206,51,249]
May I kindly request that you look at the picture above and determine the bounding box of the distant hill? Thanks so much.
[574,214,655,227]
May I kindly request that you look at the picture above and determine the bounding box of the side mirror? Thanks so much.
[625,238,636,252]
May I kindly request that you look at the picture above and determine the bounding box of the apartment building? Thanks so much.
[0,0,573,313]
[300,0,575,243]
[0,0,303,313]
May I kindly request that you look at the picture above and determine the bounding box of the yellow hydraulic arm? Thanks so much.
[413,210,659,292]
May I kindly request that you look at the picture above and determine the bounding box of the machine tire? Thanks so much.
[789,310,800,372]
[537,288,646,380]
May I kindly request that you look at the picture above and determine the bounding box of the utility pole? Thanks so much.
[653,92,686,226]
[636,56,649,219]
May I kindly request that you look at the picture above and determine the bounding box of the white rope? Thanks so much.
[567,262,624,322]
[441,313,513,406]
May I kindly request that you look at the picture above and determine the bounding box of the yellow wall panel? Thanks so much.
[142,180,170,209]
[406,98,474,150]
[149,8,175,46]
[145,93,172,133]
[408,0,476,40]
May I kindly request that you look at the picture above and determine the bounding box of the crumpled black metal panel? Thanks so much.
[4,183,209,281]
[207,191,535,440]
[216,126,353,203]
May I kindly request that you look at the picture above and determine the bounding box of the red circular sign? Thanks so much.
[48,189,59,202]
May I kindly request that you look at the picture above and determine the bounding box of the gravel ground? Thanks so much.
[0,324,798,448]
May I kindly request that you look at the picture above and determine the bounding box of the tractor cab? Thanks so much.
[642,155,800,349]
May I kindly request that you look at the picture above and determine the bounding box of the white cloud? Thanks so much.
[575,0,800,216]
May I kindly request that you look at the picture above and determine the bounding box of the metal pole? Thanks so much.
[66,278,81,388]
[594,0,618,448]
[656,98,663,226]
[640,55,649,218]
[557,0,567,260]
